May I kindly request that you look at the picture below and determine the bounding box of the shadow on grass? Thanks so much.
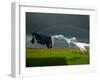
[67,57,80,61]
[26,57,67,67]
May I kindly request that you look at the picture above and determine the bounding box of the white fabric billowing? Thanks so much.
[51,34,89,52]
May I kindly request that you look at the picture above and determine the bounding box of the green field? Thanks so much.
[26,48,89,67]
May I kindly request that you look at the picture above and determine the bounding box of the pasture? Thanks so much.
[26,48,89,67]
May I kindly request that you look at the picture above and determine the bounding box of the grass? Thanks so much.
[26,48,90,67]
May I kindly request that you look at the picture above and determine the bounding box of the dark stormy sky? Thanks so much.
[26,12,89,48]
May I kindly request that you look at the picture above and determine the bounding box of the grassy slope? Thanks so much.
[26,48,89,67]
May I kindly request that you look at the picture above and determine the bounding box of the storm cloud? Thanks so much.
[26,12,89,48]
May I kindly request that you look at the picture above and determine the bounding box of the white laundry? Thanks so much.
[51,34,89,52]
